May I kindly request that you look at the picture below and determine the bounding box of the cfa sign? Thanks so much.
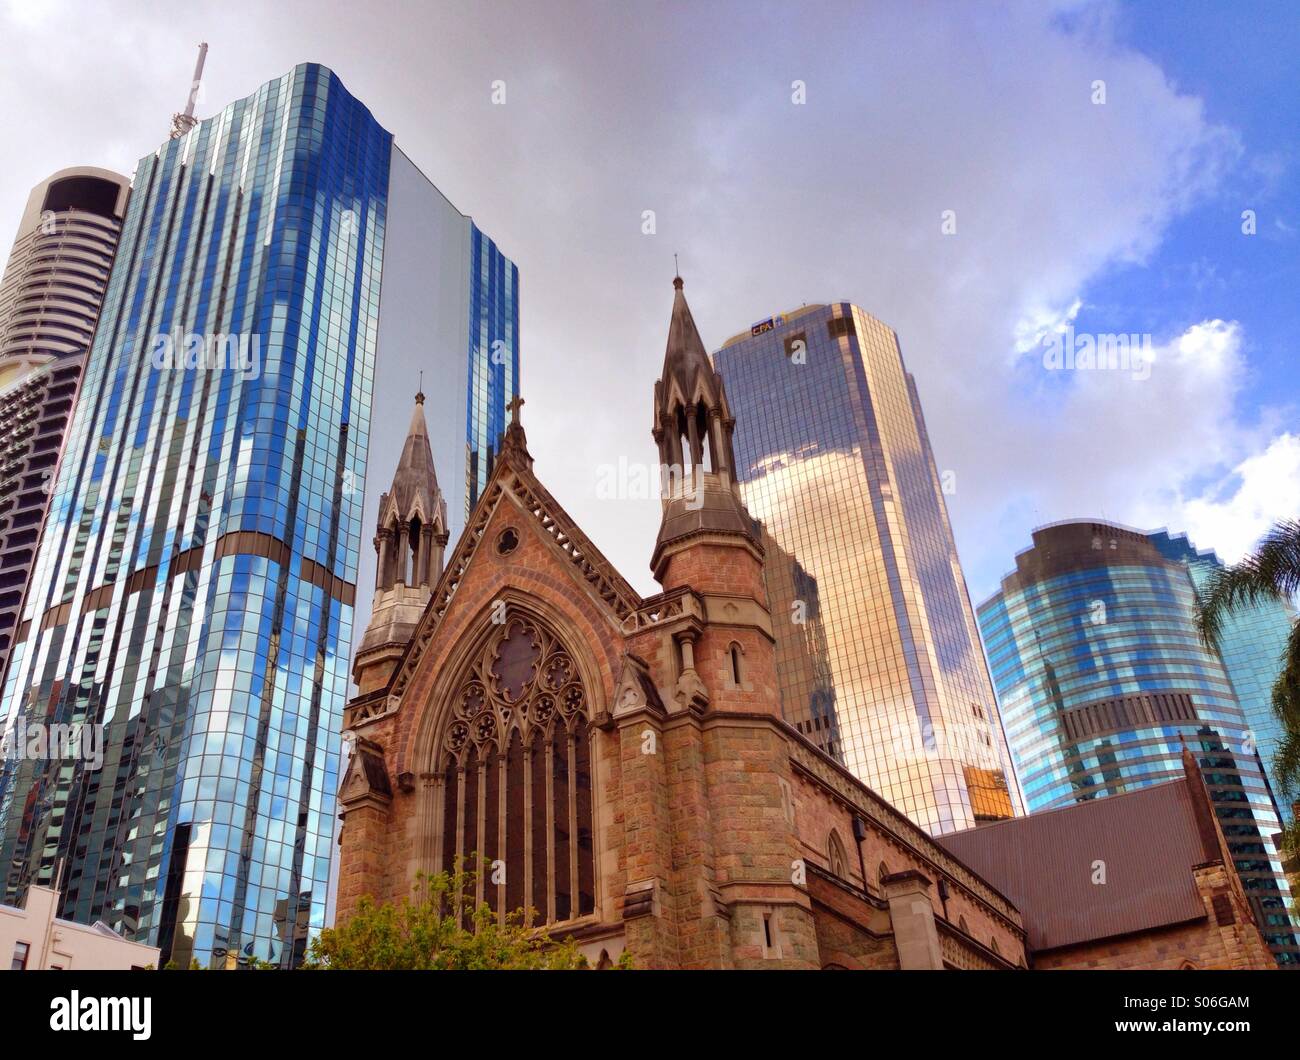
[750,315,786,336]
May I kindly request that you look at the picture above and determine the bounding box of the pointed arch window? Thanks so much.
[435,611,595,926]
[406,516,423,584]
[827,830,848,879]
[728,641,744,688]
[695,404,713,472]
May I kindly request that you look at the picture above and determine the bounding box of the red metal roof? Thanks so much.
[938,779,1212,953]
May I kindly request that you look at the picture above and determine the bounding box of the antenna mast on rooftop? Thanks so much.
[170,42,209,139]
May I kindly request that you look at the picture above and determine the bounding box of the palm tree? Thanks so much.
[1195,518,1300,818]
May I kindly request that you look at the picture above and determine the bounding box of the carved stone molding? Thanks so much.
[339,737,393,812]
[623,878,659,920]
[611,652,667,721]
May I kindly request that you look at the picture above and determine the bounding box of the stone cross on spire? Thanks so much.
[501,393,532,468]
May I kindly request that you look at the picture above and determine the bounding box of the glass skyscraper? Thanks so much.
[0,63,517,968]
[978,520,1298,964]
[713,302,1022,835]
[0,168,130,686]
[1150,529,1298,806]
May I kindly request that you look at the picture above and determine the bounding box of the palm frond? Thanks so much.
[1270,656,1300,801]
[1272,726,1300,805]
[1196,519,1300,651]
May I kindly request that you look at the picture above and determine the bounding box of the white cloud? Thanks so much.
[1013,298,1082,356]
[972,317,1296,589]
[1180,434,1300,562]
[4,0,58,28]
[0,0,1284,610]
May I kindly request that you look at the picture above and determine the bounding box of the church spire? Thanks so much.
[653,275,735,476]
[650,275,760,588]
[353,391,450,693]
[376,390,448,592]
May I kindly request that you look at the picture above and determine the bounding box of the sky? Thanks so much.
[1,0,1296,604]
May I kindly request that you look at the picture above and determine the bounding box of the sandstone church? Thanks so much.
[336,278,1276,971]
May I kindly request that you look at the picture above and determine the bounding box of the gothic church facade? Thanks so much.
[336,280,1275,971]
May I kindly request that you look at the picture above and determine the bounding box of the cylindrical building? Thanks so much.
[0,167,130,370]
[978,520,1298,964]
[0,168,129,683]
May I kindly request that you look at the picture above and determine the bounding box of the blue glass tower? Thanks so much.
[1150,530,1298,806]
[978,520,1298,964]
[465,224,519,517]
[0,64,518,967]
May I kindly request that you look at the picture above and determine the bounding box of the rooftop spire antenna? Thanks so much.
[170,42,209,139]
[674,252,679,277]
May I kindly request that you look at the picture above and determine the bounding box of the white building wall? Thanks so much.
[1,886,159,969]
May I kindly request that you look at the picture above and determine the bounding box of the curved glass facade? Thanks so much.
[978,521,1298,963]
[714,303,1021,835]
[1150,530,1298,806]
[0,63,519,968]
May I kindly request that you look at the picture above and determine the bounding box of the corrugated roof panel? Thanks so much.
[938,779,1208,952]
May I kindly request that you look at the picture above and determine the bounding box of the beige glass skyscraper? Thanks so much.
[713,302,1022,834]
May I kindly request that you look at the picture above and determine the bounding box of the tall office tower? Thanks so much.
[1150,529,1299,804]
[0,63,518,969]
[0,168,130,685]
[978,520,1298,964]
[713,303,1021,835]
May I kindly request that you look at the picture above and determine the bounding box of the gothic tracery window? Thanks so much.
[436,612,595,925]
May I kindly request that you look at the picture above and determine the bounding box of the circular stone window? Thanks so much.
[496,527,520,555]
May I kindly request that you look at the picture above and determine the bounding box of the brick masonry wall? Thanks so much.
[660,540,769,601]
[789,765,1026,965]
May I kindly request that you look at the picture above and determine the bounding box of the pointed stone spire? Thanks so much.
[388,389,443,524]
[353,391,450,694]
[660,275,722,415]
[650,276,758,586]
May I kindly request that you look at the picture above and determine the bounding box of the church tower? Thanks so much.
[648,276,777,717]
[651,276,759,586]
[615,276,816,966]
[352,391,449,694]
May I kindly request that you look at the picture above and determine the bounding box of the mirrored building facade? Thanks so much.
[0,63,518,968]
[978,520,1298,964]
[1150,529,1298,806]
[713,302,1021,835]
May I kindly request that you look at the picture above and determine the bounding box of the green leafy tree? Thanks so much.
[306,865,596,970]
